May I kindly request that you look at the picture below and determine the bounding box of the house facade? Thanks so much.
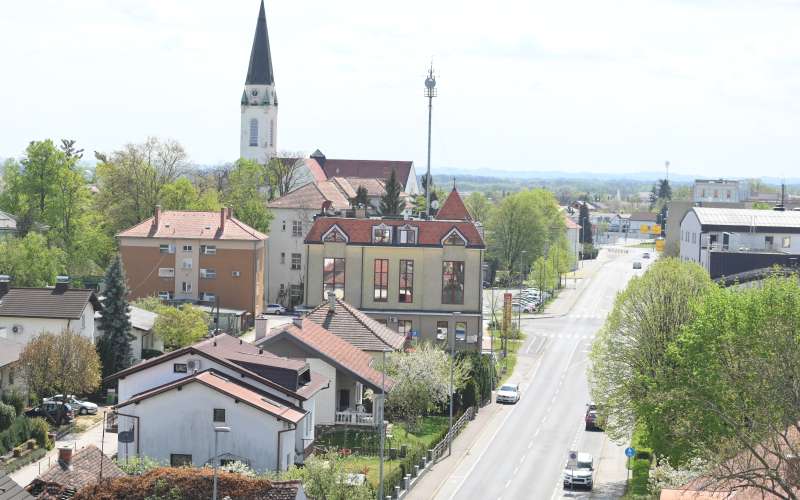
[679,207,800,277]
[302,191,484,350]
[256,316,395,427]
[692,179,749,204]
[107,334,328,472]
[117,207,267,317]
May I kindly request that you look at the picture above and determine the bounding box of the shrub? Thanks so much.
[1,392,25,416]
[0,416,31,455]
[28,417,52,449]
[0,402,16,431]
[114,455,163,475]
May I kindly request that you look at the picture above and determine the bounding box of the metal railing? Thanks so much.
[431,406,475,462]
[334,410,375,426]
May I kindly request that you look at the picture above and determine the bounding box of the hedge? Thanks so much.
[0,416,51,455]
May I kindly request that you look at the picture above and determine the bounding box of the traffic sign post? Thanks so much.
[567,450,578,493]
[625,447,636,483]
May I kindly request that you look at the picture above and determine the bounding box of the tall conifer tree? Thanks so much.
[97,254,134,377]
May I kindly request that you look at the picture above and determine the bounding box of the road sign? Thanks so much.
[625,447,636,458]
[567,450,578,468]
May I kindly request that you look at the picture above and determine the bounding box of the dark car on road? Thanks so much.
[585,403,603,431]
[25,401,75,425]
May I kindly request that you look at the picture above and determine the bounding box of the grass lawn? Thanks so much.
[57,411,105,436]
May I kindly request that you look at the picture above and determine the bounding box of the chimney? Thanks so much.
[255,314,271,341]
[327,291,337,312]
[355,207,367,219]
[293,317,304,329]
[153,205,161,228]
[227,207,233,219]
[58,446,73,469]
[0,275,9,294]
[54,275,70,293]
[220,207,226,231]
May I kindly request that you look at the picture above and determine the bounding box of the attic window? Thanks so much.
[442,229,467,246]
[372,224,392,244]
[323,226,347,243]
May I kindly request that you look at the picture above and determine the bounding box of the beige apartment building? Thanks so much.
[303,191,484,350]
[118,207,267,317]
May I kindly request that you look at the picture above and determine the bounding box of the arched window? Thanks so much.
[269,119,275,147]
[249,119,258,147]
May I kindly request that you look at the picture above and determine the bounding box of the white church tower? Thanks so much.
[240,0,277,163]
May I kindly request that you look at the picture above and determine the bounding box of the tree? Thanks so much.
[19,330,101,417]
[382,343,471,428]
[350,185,369,208]
[96,255,134,378]
[379,169,404,216]
[578,202,593,244]
[280,451,374,500]
[266,154,304,198]
[94,137,187,234]
[159,177,222,211]
[222,159,272,233]
[153,305,209,350]
[464,192,492,222]
[0,232,65,287]
[657,179,672,201]
[588,258,713,458]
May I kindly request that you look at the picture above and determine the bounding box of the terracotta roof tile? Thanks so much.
[305,217,485,248]
[322,159,413,187]
[332,177,386,198]
[435,188,472,221]
[0,288,100,320]
[36,445,125,492]
[305,298,406,352]
[116,369,306,423]
[564,214,581,229]
[117,210,266,241]
[267,180,350,210]
[259,319,394,392]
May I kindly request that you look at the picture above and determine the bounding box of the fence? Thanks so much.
[431,406,476,463]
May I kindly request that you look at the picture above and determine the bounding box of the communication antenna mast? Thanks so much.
[424,63,437,218]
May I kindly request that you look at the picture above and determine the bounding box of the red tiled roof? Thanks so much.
[305,297,406,352]
[305,217,485,248]
[259,319,395,392]
[331,177,386,198]
[117,210,266,241]
[564,214,581,229]
[267,180,350,210]
[35,445,125,492]
[322,159,413,187]
[303,158,328,183]
[116,369,306,423]
[436,188,472,221]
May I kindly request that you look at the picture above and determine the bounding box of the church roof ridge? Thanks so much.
[245,0,275,85]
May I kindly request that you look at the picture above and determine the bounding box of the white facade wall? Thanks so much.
[0,302,96,345]
[266,208,317,305]
[304,359,337,425]
[566,226,579,271]
[679,211,703,263]
[240,84,278,164]
[116,383,296,472]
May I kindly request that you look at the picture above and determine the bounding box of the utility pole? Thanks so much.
[665,161,670,182]
[449,312,460,457]
[378,350,386,500]
[424,64,437,218]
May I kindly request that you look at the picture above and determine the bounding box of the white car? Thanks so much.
[564,452,594,490]
[43,395,98,415]
[264,303,286,315]
[495,383,520,404]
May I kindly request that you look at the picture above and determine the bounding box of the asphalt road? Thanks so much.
[443,247,651,500]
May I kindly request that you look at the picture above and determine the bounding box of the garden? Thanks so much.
[0,392,53,473]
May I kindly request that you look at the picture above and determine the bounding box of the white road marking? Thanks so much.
[513,467,519,475]
[505,479,511,488]
[520,455,526,464]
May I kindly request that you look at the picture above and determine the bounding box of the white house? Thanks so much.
[255,317,395,427]
[106,333,328,472]
[679,207,800,276]
[96,306,163,363]
[692,179,749,204]
[564,214,580,271]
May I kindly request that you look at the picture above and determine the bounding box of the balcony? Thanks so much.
[334,410,375,427]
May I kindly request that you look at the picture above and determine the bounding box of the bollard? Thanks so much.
[426,449,433,462]
[413,465,419,478]
[394,485,400,498]
[404,475,411,489]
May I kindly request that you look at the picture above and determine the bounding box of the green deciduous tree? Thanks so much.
[379,169,404,216]
[222,159,272,233]
[159,177,222,212]
[463,192,492,222]
[588,258,713,458]
[0,232,65,287]
[153,304,209,350]
[96,254,134,378]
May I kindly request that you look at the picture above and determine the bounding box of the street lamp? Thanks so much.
[449,311,461,457]
[212,426,231,500]
[517,251,527,333]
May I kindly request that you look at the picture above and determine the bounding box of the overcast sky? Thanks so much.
[2,0,800,177]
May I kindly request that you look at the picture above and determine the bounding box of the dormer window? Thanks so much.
[442,228,467,246]
[398,224,417,245]
[372,224,392,244]
[323,225,348,243]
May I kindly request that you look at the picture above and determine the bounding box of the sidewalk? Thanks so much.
[10,416,118,488]
[589,435,628,499]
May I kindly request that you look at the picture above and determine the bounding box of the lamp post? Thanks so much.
[212,426,231,500]
[449,311,461,457]
[424,64,437,218]
[517,250,527,332]
[378,349,386,500]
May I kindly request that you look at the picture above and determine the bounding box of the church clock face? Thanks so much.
[251,89,258,96]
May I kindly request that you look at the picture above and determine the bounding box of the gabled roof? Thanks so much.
[330,177,386,199]
[117,210,266,241]
[0,210,17,232]
[305,298,406,352]
[245,0,275,85]
[116,369,305,424]
[690,207,800,231]
[305,217,485,248]
[628,212,659,222]
[0,288,101,320]
[1,472,33,500]
[33,445,125,493]
[257,319,395,392]
[436,188,472,221]
[267,180,350,210]
[322,159,413,187]
[104,334,327,401]
[564,214,581,230]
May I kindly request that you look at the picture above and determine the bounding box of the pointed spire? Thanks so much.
[436,187,472,221]
[245,0,275,85]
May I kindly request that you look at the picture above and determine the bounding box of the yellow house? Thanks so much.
[303,193,485,351]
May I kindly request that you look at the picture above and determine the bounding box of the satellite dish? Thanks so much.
[431,200,440,209]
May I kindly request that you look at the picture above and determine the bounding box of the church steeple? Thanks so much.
[245,0,274,85]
